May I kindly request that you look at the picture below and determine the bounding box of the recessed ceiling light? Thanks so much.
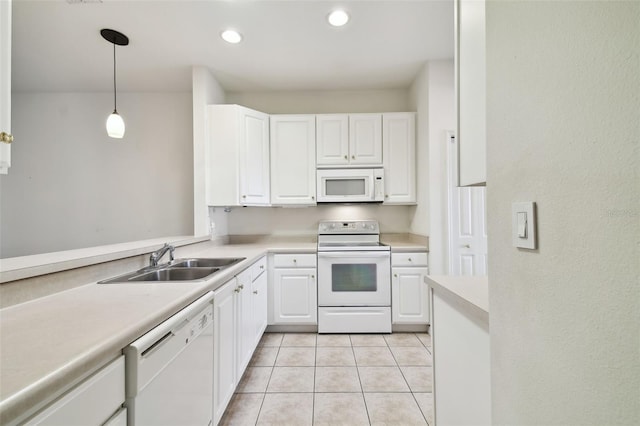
[327,10,350,27]
[221,30,242,44]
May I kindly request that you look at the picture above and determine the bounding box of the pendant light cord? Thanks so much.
[113,42,117,113]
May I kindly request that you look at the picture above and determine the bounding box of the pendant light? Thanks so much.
[101,29,129,139]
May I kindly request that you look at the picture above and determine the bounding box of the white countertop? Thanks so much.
[425,275,489,322]
[0,237,426,424]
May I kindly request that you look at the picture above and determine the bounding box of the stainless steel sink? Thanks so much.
[127,267,220,282]
[170,257,245,268]
[98,257,246,284]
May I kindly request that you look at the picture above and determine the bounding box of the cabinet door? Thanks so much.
[316,114,349,166]
[349,114,382,165]
[273,268,317,324]
[392,267,429,324]
[25,357,125,426]
[213,278,237,425]
[0,0,11,174]
[383,113,416,204]
[235,268,254,380]
[270,115,316,205]
[252,270,268,347]
[239,107,270,205]
[456,0,486,186]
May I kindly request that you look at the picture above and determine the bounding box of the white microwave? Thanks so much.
[316,168,384,203]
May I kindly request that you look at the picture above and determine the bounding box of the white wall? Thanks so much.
[409,60,455,274]
[226,89,410,114]
[486,2,639,424]
[192,66,226,238]
[227,205,412,236]
[0,92,194,258]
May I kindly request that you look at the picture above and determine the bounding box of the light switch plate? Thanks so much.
[512,202,536,249]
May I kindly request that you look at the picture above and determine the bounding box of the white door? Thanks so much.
[239,107,270,205]
[383,113,416,204]
[349,114,382,165]
[316,114,349,166]
[273,268,317,324]
[270,115,316,205]
[448,132,488,275]
[0,0,11,174]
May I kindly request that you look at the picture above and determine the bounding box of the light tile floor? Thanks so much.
[220,332,433,425]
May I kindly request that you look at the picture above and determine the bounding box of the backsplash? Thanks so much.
[225,205,414,236]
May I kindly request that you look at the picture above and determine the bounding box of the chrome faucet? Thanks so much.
[150,243,175,267]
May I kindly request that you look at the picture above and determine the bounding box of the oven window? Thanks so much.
[332,264,377,292]
[325,179,366,196]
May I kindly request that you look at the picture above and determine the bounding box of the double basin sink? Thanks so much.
[98,257,245,284]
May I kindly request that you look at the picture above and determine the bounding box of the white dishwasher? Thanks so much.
[125,292,214,426]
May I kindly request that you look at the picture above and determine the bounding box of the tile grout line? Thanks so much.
[254,333,283,425]
[349,334,372,426]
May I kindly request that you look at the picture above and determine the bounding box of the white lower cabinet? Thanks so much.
[213,257,267,425]
[271,254,317,325]
[391,252,429,324]
[25,356,125,426]
[213,277,237,426]
[251,257,268,346]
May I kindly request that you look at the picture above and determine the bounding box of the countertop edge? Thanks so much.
[425,275,489,323]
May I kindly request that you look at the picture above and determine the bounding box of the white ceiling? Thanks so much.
[12,0,454,93]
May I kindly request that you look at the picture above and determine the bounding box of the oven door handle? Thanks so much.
[317,251,390,258]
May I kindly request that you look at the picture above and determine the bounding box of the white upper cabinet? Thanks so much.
[456,0,486,186]
[207,105,270,206]
[270,115,316,206]
[383,113,416,204]
[316,113,382,167]
[316,114,349,166]
[0,0,12,174]
[349,114,383,165]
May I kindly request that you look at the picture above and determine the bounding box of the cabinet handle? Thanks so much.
[293,259,297,263]
[311,275,315,279]
[242,195,247,199]
[311,196,315,200]
[0,132,13,144]
[344,155,348,160]
[351,155,355,160]
[253,290,258,294]
[461,244,470,248]
[394,274,398,278]
[260,265,264,269]
[408,258,412,262]
[238,284,244,290]
[385,194,389,198]
[234,288,240,293]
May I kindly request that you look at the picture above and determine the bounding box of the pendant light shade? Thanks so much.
[106,110,125,138]
[101,29,129,139]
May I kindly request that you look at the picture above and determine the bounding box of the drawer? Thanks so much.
[251,256,267,281]
[392,252,428,267]
[273,253,317,268]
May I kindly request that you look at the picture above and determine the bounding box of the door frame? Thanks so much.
[446,131,458,275]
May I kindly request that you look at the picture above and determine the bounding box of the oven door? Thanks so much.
[317,251,391,306]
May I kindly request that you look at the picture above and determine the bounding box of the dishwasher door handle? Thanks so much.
[141,331,175,358]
